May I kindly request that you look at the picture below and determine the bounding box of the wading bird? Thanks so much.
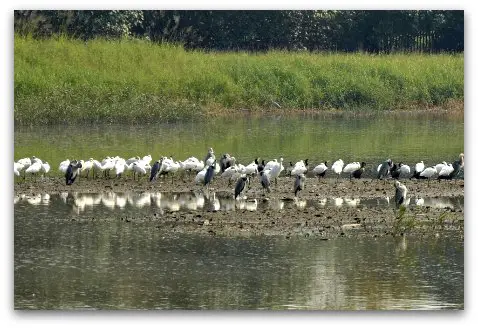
[394,180,408,209]
[234,175,248,199]
[260,171,271,196]
[351,162,366,179]
[331,159,344,182]
[204,161,216,189]
[420,166,437,186]
[343,161,360,180]
[65,160,82,185]
[294,173,306,197]
[412,161,426,179]
[312,161,328,179]
[377,159,393,180]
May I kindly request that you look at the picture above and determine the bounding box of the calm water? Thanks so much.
[14,112,464,172]
[14,112,464,310]
[14,191,464,215]
[14,208,464,310]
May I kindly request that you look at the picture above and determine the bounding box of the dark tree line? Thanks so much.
[14,10,464,52]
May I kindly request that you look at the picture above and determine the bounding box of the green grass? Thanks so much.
[14,35,464,124]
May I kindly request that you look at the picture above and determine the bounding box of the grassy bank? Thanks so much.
[14,36,464,124]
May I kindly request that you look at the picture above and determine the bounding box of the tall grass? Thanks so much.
[14,35,464,124]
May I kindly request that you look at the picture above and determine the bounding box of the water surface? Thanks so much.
[14,112,464,173]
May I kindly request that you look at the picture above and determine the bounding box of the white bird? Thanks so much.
[413,161,425,179]
[268,157,284,185]
[114,159,127,178]
[394,180,408,209]
[195,167,208,185]
[331,159,344,181]
[41,162,50,176]
[59,159,70,174]
[420,166,437,186]
[243,161,258,176]
[399,163,411,176]
[25,162,42,181]
[131,161,147,180]
[290,159,309,176]
[81,158,94,178]
[14,162,23,176]
[101,159,115,178]
[312,162,328,179]
[17,157,32,170]
[438,163,454,180]
[343,161,361,179]
[142,154,152,165]
[435,162,447,175]
[92,159,103,179]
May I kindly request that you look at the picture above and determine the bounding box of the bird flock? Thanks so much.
[15,150,464,207]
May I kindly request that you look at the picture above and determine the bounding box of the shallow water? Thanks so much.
[14,216,464,310]
[14,191,464,215]
[14,112,464,173]
[14,112,464,310]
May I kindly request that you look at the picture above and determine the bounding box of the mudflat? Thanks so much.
[14,175,464,239]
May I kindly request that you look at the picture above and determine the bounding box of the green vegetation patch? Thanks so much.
[14,36,464,124]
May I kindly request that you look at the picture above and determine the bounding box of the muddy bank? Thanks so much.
[14,176,464,239]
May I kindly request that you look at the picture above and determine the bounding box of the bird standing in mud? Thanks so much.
[234,175,248,199]
[377,159,393,180]
[394,180,408,209]
[65,160,83,185]
[204,147,215,165]
[260,170,271,196]
[204,161,216,189]
[294,173,306,197]
[351,162,366,179]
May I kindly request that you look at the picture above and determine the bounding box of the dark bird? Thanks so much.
[204,161,216,188]
[352,162,367,179]
[294,173,306,197]
[285,161,294,176]
[260,171,271,195]
[390,163,400,179]
[257,159,265,174]
[234,176,248,199]
[65,160,82,185]
[219,154,231,173]
[377,159,393,180]
[394,180,408,209]
[449,153,464,180]
[150,160,161,182]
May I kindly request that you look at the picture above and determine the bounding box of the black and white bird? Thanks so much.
[204,147,215,166]
[65,160,83,185]
[377,159,393,180]
[449,153,464,180]
[219,154,236,173]
[290,159,309,176]
[234,175,248,199]
[394,180,408,209]
[412,161,426,179]
[312,161,328,179]
[351,162,366,179]
[420,166,437,186]
[294,173,306,197]
[438,163,454,180]
[343,161,361,180]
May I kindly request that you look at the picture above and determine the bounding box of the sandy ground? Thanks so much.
[14,173,464,239]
